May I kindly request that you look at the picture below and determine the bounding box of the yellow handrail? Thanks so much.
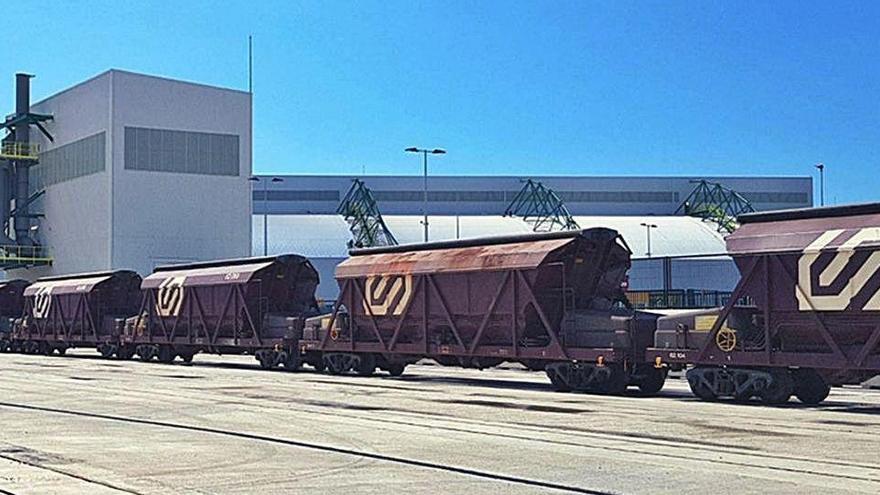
[0,142,40,161]
[0,244,52,265]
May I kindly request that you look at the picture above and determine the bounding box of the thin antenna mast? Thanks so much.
[248,35,253,94]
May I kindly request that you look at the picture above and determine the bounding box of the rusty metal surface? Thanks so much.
[337,237,577,278]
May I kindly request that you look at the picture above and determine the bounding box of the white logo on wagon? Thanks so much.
[32,286,53,319]
[797,228,880,311]
[156,276,186,317]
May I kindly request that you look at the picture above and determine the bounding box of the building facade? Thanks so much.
[252,175,812,216]
[251,175,811,300]
[13,70,252,279]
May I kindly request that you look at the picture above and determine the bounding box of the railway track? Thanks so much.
[0,401,615,495]
[2,355,880,493]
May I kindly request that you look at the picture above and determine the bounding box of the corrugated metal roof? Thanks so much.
[253,214,726,259]
[573,216,727,258]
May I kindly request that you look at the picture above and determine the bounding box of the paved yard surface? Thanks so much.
[0,351,879,494]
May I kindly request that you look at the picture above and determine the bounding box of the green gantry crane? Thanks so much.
[504,179,580,232]
[337,179,398,248]
[677,180,755,233]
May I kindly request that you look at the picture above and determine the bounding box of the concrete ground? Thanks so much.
[0,351,879,495]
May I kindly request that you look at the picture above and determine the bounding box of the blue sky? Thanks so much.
[3,1,879,204]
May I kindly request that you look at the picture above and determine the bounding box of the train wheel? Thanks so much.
[385,363,406,377]
[136,345,154,361]
[255,350,276,370]
[324,353,352,375]
[179,352,195,364]
[99,344,117,359]
[597,364,629,395]
[355,354,376,376]
[56,346,67,356]
[0,338,10,352]
[760,369,793,405]
[793,369,830,405]
[39,342,52,356]
[281,351,302,371]
[638,368,667,395]
[545,365,572,392]
[157,345,176,364]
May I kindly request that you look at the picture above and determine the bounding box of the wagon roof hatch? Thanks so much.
[142,260,276,289]
[728,202,880,255]
[24,274,116,296]
[337,228,625,277]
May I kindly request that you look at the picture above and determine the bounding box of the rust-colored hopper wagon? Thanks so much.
[302,228,666,393]
[124,255,320,366]
[11,271,142,356]
[650,203,880,404]
[0,279,30,352]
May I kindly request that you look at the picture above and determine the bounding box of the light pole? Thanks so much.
[640,222,658,258]
[815,163,825,206]
[405,147,446,242]
[249,176,284,256]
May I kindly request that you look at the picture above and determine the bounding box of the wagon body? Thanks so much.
[301,229,664,392]
[12,271,141,353]
[125,255,319,364]
[649,203,880,402]
[0,280,29,349]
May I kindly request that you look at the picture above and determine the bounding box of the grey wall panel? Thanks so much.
[124,126,239,176]
[31,132,106,190]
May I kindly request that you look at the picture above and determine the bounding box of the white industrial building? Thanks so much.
[251,175,810,300]
[11,70,252,278]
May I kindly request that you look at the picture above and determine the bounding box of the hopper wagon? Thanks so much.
[10,271,142,356]
[301,228,667,394]
[649,203,880,404]
[0,279,29,351]
[123,255,320,366]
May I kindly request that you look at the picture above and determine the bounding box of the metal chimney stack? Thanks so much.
[12,73,34,245]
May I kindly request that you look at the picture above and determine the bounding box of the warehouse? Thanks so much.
[251,175,811,300]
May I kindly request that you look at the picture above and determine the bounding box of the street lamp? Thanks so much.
[249,176,284,256]
[404,147,446,242]
[815,163,825,206]
[640,222,658,258]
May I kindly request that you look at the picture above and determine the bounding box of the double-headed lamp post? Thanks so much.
[640,222,658,258]
[249,176,284,256]
[405,147,446,243]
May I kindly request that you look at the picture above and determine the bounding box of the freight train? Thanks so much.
[2,203,879,405]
